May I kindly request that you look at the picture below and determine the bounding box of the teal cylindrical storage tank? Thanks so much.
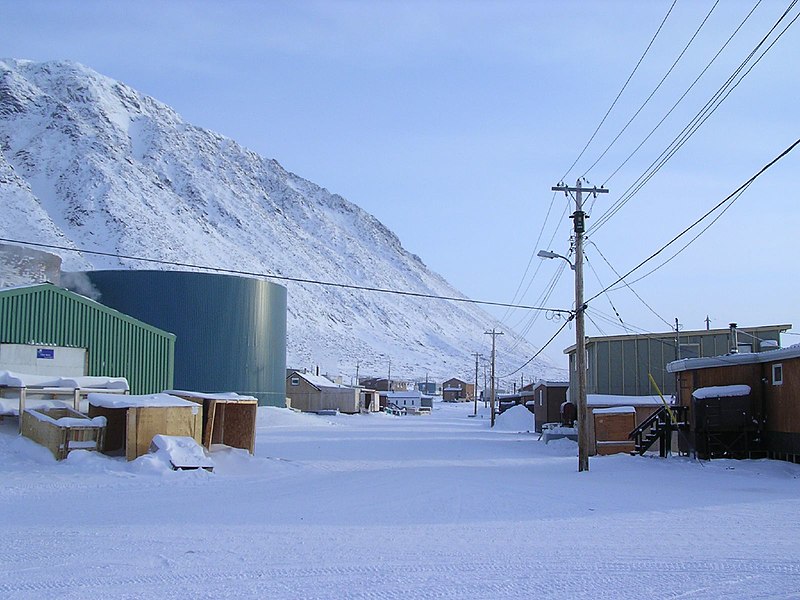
[78,271,287,406]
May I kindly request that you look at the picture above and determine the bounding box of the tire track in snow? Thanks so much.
[2,559,799,599]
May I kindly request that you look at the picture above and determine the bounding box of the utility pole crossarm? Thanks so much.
[551,184,609,197]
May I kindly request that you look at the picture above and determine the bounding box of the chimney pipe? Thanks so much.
[729,323,739,354]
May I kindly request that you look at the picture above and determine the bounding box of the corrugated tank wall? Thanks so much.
[0,284,175,393]
[80,271,287,406]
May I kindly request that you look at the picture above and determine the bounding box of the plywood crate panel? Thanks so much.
[21,406,106,460]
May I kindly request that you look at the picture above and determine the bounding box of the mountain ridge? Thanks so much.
[0,58,564,383]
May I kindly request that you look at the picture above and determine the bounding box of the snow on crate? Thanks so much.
[149,434,215,471]
[592,406,636,415]
[692,385,751,399]
[87,392,199,409]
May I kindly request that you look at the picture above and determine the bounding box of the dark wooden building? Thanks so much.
[531,381,569,433]
[442,378,474,402]
[667,344,800,462]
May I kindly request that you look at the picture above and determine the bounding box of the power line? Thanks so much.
[599,0,764,186]
[589,0,798,234]
[500,317,573,378]
[581,0,721,178]
[586,135,800,304]
[587,240,673,328]
[0,236,572,315]
[559,0,677,182]
[498,190,560,323]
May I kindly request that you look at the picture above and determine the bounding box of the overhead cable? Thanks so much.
[581,0,721,179]
[0,237,572,315]
[559,0,678,182]
[586,135,800,304]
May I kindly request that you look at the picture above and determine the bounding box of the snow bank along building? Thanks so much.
[667,342,800,462]
[0,283,175,395]
[71,271,287,406]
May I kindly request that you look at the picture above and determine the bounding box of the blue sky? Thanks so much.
[3,0,799,368]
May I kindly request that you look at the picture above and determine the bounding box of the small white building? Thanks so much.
[381,390,428,413]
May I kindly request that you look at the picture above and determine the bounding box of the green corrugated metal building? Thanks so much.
[0,283,175,393]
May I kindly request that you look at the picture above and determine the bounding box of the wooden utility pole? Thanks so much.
[552,179,608,472]
[485,329,503,427]
[472,352,482,416]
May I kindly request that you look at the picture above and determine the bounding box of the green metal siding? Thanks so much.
[0,284,175,394]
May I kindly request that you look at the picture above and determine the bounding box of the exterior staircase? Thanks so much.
[629,405,689,457]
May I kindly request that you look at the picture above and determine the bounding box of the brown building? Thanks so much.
[531,381,568,432]
[667,343,800,461]
[442,378,474,402]
[286,371,361,414]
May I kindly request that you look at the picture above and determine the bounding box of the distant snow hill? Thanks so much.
[0,58,564,382]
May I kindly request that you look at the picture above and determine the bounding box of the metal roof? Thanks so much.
[667,344,800,373]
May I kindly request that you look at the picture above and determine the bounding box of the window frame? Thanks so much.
[772,363,783,386]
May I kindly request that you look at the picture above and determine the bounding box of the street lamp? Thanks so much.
[537,249,575,270]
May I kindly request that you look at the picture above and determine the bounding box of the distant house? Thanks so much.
[380,390,427,413]
[564,324,790,399]
[416,381,437,396]
[286,371,360,414]
[359,377,410,392]
[442,378,474,402]
[666,343,800,461]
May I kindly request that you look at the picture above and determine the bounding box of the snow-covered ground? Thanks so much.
[1,401,799,599]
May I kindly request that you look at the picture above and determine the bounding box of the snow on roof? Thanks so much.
[667,344,800,373]
[382,391,422,399]
[88,392,199,409]
[534,381,569,388]
[587,394,667,407]
[593,406,636,415]
[289,372,348,390]
[692,385,751,399]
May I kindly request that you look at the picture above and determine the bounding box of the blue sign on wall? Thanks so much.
[36,348,55,360]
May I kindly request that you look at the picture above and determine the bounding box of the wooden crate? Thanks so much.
[593,407,636,456]
[88,393,203,461]
[21,405,106,460]
[168,391,257,454]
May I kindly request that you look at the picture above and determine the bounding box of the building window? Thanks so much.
[773,364,783,386]
[291,377,300,386]
[679,343,700,359]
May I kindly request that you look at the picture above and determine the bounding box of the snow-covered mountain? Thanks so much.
[0,58,564,383]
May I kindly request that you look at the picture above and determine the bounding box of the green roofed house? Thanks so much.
[0,283,175,394]
[564,323,791,400]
